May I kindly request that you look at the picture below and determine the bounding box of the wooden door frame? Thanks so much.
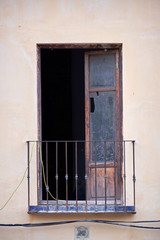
[37,43,122,203]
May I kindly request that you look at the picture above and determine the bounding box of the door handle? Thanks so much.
[90,97,95,112]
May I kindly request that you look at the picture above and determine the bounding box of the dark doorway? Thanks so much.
[41,49,85,200]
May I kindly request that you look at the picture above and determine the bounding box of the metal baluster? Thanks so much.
[27,141,30,213]
[36,141,39,212]
[123,141,126,212]
[95,141,97,211]
[46,142,49,212]
[104,141,107,212]
[56,142,58,212]
[75,141,78,212]
[114,141,117,212]
[65,142,68,212]
[85,141,88,212]
[132,141,136,211]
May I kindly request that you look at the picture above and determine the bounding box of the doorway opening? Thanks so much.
[38,44,122,203]
[41,49,86,200]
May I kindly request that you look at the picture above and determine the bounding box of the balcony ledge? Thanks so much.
[28,205,135,214]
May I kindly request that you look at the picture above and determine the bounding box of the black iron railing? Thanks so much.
[27,140,135,213]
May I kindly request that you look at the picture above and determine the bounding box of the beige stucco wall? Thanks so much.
[0,0,160,239]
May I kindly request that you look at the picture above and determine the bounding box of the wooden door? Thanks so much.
[85,50,122,201]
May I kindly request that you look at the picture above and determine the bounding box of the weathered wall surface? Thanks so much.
[0,0,160,239]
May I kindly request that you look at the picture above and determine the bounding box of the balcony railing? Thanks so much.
[27,140,136,213]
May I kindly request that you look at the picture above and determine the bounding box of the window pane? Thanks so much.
[90,53,116,89]
[90,91,116,162]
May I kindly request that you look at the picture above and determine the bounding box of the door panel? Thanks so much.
[90,168,115,198]
[85,50,122,201]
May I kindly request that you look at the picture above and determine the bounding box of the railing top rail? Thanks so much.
[27,140,135,143]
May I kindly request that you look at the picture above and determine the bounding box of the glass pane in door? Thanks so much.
[90,91,116,163]
[89,53,116,90]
